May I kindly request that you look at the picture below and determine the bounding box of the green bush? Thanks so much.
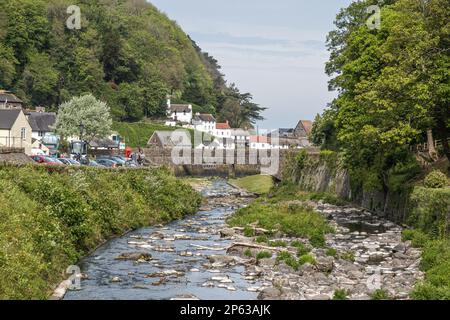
[326,248,338,257]
[298,253,316,265]
[256,251,272,260]
[408,187,450,238]
[333,289,349,300]
[277,252,300,271]
[0,165,201,299]
[371,289,391,300]
[423,170,448,189]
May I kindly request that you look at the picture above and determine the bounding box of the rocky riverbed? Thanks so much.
[63,179,423,300]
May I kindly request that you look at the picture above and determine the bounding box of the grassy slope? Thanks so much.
[229,175,274,194]
[0,165,201,299]
[112,121,197,148]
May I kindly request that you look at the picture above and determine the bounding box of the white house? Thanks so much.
[25,109,56,141]
[231,129,250,147]
[0,109,32,155]
[250,135,270,150]
[192,113,216,134]
[165,98,193,126]
[214,121,232,139]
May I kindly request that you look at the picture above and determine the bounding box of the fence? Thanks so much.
[0,136,25,149]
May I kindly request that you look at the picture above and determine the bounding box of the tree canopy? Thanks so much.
[0,0,264,127]
[54,94,112,142]
[313,0,450,170]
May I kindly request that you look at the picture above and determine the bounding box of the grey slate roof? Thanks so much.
[0,109,21,129]
[193,113,216,122]
[169,104,192,113]
[26,112,56,132]
[148,131,192,148]
[0,91,23,104]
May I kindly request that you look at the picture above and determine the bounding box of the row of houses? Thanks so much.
[0,91,57,155]
[0,90,122,156]
[150,98,313,150]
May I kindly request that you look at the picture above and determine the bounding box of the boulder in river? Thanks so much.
[115,252,152,262]
[258,287,282,300]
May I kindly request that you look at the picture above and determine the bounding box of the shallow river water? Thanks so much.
[64,180,262,300]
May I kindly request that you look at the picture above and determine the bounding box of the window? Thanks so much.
[38,131,43,137]
[21,127,26,140]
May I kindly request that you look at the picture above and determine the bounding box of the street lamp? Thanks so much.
[79,123,85,142]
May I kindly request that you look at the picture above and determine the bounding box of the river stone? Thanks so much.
[392,243,407,253]
[115,252,152,262]
[315,256,334,273]
[208,255,236,266]
[257,287,282,300]
[258,258,276,268]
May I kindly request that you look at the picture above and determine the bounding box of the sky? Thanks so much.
[150,0,353,130]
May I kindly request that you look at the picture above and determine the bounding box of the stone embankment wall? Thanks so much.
[0,148,32,165]
[281,152,412,223]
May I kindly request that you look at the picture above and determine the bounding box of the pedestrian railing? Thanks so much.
[0,136,25,149]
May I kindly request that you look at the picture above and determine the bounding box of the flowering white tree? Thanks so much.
[54,94,112,142]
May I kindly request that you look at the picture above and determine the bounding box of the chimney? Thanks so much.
[188,104,192,111]
[35,106,46,113]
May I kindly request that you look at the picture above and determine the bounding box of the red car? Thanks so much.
[31,155,64,165]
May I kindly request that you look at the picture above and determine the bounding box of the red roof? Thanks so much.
[250,136,268,143]
[216,121,231,130]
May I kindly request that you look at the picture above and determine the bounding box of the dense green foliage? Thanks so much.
[0,165,201,299]
[0,0,264,126]
[409,187,450,238]
[312,0,450,186]
[402,180,450,300]
[403,230,450,300]
[423,170,449,189]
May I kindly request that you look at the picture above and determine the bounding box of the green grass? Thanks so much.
[277,252,300,271]
[403,230,450,300]
[112,121,196,148]
[227,201,333,248]
[0,165,201,299]
[256,251,273,260]
[229,175,274,194]
[371,289,391,300]
[333,289,350,300]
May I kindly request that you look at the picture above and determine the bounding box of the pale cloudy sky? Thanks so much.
[150,0,353,129]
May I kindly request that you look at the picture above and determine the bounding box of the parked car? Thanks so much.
[97,155,125,167]
[58,158,81,166]
[88,160,105,167]
[31,155,64,165]
[95,159,118,168]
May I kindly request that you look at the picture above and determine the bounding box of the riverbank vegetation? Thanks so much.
[402,172,450,300]
[227,184,334,248]
[0,165,201,299]
[229,175,274,194]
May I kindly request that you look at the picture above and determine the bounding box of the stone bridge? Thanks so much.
[142,147,320,178]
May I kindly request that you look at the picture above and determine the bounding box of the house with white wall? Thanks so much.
[25,109,57,141]
[0,109,32,155]
[165,97,193,126]
[192,113,216,134]
[250,135,270,150]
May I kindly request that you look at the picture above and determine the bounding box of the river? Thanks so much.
[64,179,423,300]
[64,179,263,300]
